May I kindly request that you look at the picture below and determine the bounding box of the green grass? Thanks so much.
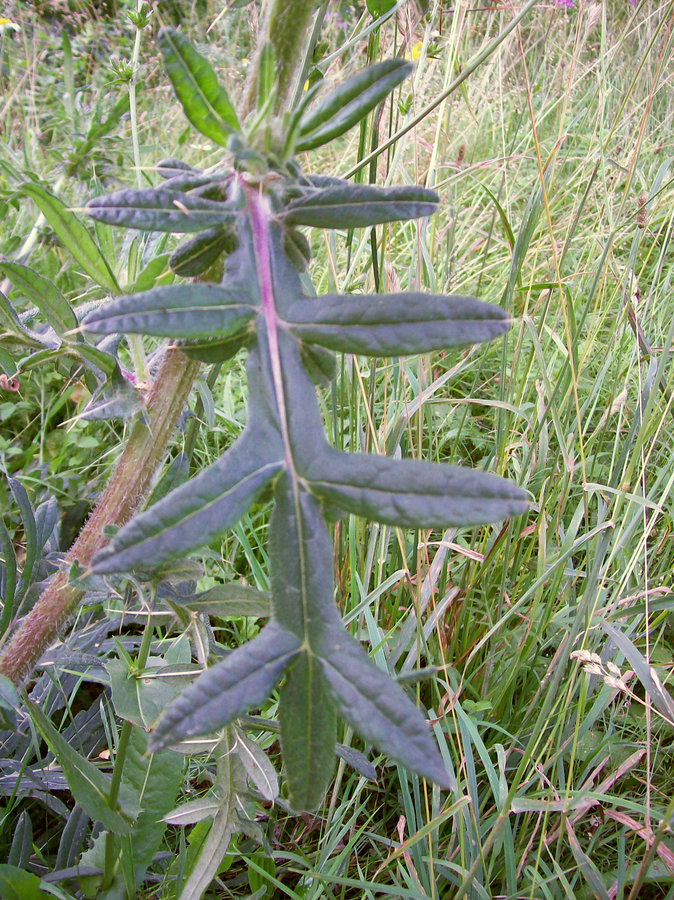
[1,1,673,898]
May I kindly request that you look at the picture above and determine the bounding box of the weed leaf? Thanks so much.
[85,188,234,233]
[282,184,438,228]
[297,59,412,151]
[157,27,240,146]
[287,292,509,355]
[0,262,78,337]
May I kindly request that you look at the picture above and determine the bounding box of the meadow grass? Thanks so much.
[0,1,672,898]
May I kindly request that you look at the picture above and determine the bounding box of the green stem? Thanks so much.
[243,0,320,116]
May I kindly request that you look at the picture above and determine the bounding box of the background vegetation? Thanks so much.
[0,0,672,897]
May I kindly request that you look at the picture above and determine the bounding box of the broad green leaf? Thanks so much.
[367,0,396,14]
[82,283,257,339]
[92,425,283,573]
[280,652,336,811]
[85,188,234,233]
[20,183,119,294]
[0,262,78,337]
[121,727,184,885]
[304,451,529,527]
[168,583,271,618]
[319,630,451,788]
[287,292,509,355]
[0,865,48,900]
[297,59,412,152]
[170,225,238,276]
[157,27,240,146]
[108,657,185,730]
[149,621,301,750]
[282,184,438,228]
[27,700,132,834]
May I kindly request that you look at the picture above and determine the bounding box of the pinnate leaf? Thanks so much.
[157,27,240,146]
[297,59,412,152]
[287,292,509,355]
[282,183,438,229]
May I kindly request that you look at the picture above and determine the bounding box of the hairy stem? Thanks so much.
[243,0,320,116]
[0,0,319,687]
[0,348,199,685]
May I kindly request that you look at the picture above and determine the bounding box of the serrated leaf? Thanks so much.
[92,425,283,573]
[287,292,509,355]
[82,283,257,339]
[280,652,336,811]
[282,184,438,229]
[170,225,238,277]
[297,59,412,152]
[86,188,234,233]
[304,450,529,528]
[0,262,78,337]
[150,621,301,750]
[319,630,450,788]
[157,27,240,146]
[20,183,119,294]
[27,700,132,834]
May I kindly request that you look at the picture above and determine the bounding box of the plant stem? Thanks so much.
[0,347,200,685]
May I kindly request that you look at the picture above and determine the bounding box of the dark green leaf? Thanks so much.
[157,27,240,145]
[20,183,119,293]
[0,262,78,337]
[280,652,336,811]
[82,283,257,339]
[27,701,132,834]
[287,292,509,355]
[181,331,252,363]
[297,59,412,152]
[319,630,450,788]
[92,426,283,573]
[282,184,438,228]
[150,622,301,750]
[85,188,234,233]
[304,451,529,527]
[170,225,238,276]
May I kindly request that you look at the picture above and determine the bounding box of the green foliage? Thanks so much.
[79,26,526,812]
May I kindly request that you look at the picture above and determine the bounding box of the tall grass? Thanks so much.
[1,1,672,897]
